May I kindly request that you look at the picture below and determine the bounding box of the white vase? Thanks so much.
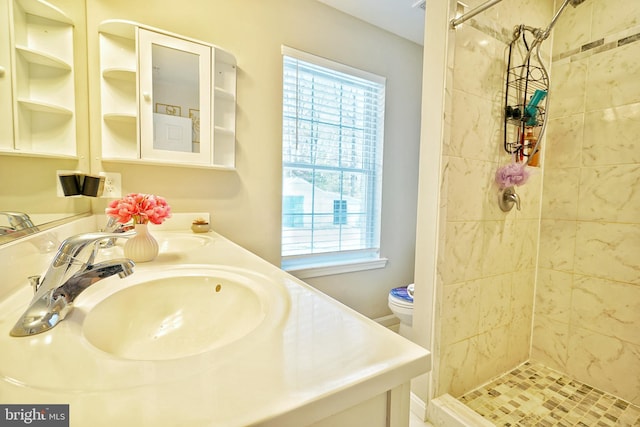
[124,223,159,263]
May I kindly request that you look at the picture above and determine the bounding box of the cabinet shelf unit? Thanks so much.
[98,20,237,169]
[5,0,77,157]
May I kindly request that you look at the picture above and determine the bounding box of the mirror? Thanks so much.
[0,0,91,245]
[137,27,212,165]
[151,44,200,153]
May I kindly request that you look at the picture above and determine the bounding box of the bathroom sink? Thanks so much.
[99,232,213,260]
[82,266,277,361]
[155,233,212,253]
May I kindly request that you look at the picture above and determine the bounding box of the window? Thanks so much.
[281,46,386,275]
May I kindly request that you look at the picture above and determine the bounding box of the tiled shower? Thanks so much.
[428,0,639,423]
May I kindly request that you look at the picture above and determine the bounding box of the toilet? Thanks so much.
[388,284,414,338]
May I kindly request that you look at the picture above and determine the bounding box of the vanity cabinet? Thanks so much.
[1,0,77,157]
[98,20,237,169]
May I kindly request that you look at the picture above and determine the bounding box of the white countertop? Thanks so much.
[0,220,430,426]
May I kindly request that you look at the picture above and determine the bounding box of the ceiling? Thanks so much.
[316,0,426,45]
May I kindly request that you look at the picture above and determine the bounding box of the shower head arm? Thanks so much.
[538,0,574,42]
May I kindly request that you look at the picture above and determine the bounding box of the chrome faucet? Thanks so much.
[0,211,38,235]
[10,232,135,337]
[100,216,134,248]
[103,216,133,233]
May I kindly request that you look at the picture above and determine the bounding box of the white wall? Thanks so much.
[86,0,423,319]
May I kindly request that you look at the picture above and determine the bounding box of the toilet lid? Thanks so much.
[390,286,413,303]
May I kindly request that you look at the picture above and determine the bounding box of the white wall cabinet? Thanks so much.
[0,0,77,158]
[99,20,237,169]
[0,0,14,149]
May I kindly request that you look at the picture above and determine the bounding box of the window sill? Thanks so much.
[283,257,388,279]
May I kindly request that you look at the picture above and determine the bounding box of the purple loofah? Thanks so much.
[495,162,530,189]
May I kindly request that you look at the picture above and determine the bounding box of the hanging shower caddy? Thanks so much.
[503,25,550,166]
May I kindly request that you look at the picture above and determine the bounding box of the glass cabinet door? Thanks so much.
[138,28,211,165]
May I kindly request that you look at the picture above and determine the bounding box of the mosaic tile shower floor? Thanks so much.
[459,361,640,426]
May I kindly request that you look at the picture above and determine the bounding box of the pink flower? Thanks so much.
[495,162,530,189]
[106,193,171,225]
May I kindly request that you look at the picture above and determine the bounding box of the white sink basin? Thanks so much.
[82,266,279,361]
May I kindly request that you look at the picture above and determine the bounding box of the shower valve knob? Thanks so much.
[499,187,521,212]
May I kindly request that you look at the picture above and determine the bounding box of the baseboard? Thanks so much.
[373,314,400,331]
[410,392,428,420]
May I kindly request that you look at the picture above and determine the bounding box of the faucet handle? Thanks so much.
[512,192,521,210]
[54,231,134,267]
[499,187,521,212]
[103,217,133,233]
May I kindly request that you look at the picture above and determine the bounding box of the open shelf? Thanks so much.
[7,0,77,158]
[102,67,136,81]
[15,45,72,70]
[17,99,73,115]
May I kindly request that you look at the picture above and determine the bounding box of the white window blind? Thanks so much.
[281,47,386,267]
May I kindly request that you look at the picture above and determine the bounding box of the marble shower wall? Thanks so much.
[434,0,553,398]
[533,0,640,406]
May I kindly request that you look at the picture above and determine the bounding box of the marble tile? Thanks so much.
[475,326,511,386]
[447,89,502,162]
[507,270,535,367]
[513,172,543,220]
[460,361,640,425]
[571,275,640,345]
[437,337,480,397]
[534,268,573,323]
[506,313,531,367]
[541,167,580,220]
[544,114,584,168]
[531,314,569,372]
[439,221,484,285]
[500,0,553,33]
[574,222,640,285]
[448,158,506,222]
[578,164,640,223]
[618,31,640,47]
[551,0,592,55]
[582,103,640,166]
[482,219,519,276]
[441,280,481,345]
[538,219,576,271]
[582,38,605,52]
[438,157,451,225]
[433,0,640,411]
[510,269,535,325]
[585,41,640,111]
[547,61,587,120]
[452,25,504,100]
[511,219,539,271]
[478,274,512,333]
[591,0,640,40]
[566,327,640,405]
[462,0,552,42]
